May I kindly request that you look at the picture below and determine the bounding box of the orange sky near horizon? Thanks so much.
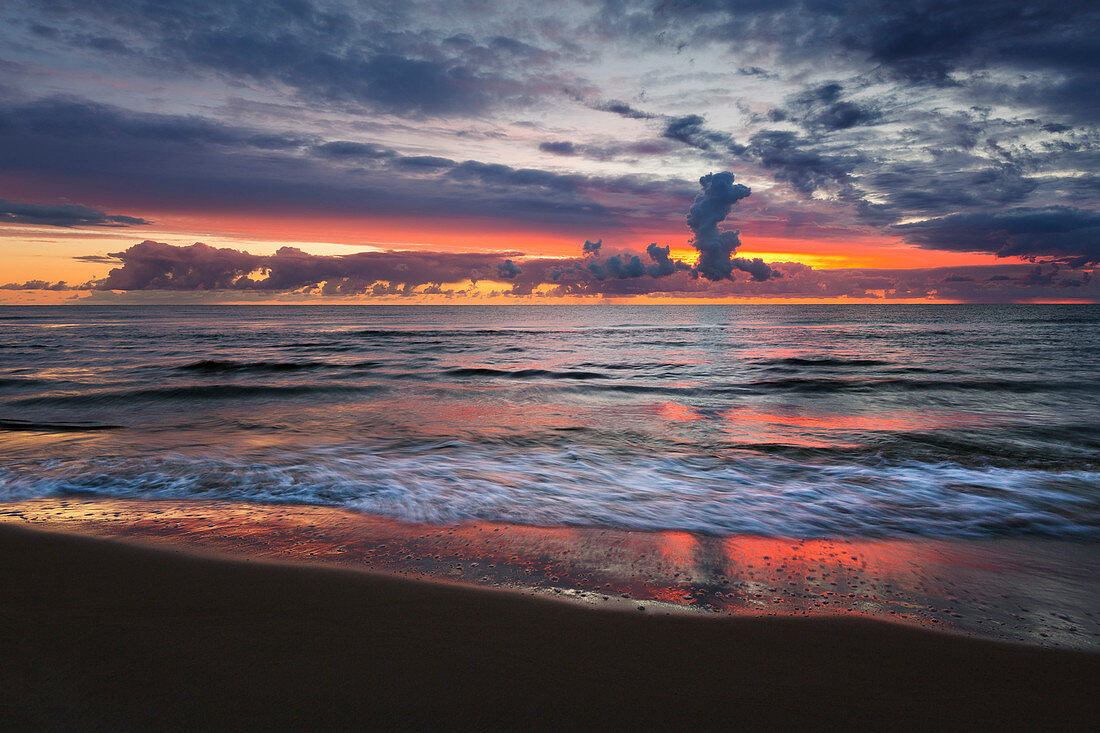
[0,209,1011,289]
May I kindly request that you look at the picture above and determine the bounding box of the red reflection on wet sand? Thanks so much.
[656,531,699,567]
[1,498,1096,649]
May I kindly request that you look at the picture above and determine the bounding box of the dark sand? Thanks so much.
[1,524,1097,731]
[5,497,1099,648]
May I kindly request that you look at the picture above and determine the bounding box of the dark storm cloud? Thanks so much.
[566,91,655,120]
[391,155,456,170]
[181,38,494,116]
[31,0,1096,117]
[93,240,522,292]
[505,256,1098,301]
[685,172,775,281]
[773,83,880,131]
[77,172,769,295]
[865,164,1037,219]
[496,259,521,278]
[539,141,577,156]
[657,115,866,206]
[625,0,1100,213]
[746,131,860,197]
[651,1,1098,92]
[645,243,690,277]
[725,114,1058,233]
[662,115,744,154]
[686,172,750,279]
[730,257,774,283]
[504,241,691,295]
[507,173,770,289]
[14,0,558,117]
[539,138,676,162]
[59,236,1099,302]
[597,100,653,120]
[0,97,308,151]
[313,141,395,160]
[0,97,694,232]
[603,253,647,279]
[440,159,683,200]
[895,208,1100,266]
[0,198,150,228]
[5,0,1098,285]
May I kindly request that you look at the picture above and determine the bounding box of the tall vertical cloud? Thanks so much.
[686,172,775,281]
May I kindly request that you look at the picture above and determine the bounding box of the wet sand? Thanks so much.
[1,522,1098,730]
[3,497,1098,649]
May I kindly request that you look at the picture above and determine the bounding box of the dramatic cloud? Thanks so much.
[15,253,1097,302]
[72,173,780,295]
[686,172,749,279]
[93,241,522,293]
[10,0,560,117]
[0,98,694,233]
[745,131,859,198]
[503,172,775,291]
[496,259,522,278]
[0,198,149,227]
[686,173,775,281]
[645,243,690,277]
[496,256,1098,302]
[895,208,1100,266]
[772,83,880,131]
[662,116,744,155]
[2,0,1098,302]
[597,100,653,120]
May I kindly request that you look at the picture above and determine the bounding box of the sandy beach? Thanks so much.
[4,497,1098,649]
[2,521,1097,731]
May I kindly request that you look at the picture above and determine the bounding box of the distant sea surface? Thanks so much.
[1,305,1098,539]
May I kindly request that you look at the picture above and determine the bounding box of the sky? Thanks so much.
[1,0,1098,303]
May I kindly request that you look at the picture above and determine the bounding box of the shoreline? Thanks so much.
[2,497,1099,650]
[2,521,1098,730]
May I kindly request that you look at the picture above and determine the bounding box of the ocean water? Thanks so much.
[1,304,1098,539]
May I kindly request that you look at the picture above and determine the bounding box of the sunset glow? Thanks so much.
[1,1,1096,303]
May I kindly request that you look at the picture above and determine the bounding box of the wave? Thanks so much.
[766,357,893,367]
[444,367,610,380]
[1,444,1096,539]
[176,359,391,373]
[0,377,50,388]
[547,377,1097,397]
[7,374,1091,408]
[350,327,575,338]
[12,383,387,406]
[0,419,122,432]
[178,359,328,373]
[573,361,694,372]
[740,377,1095,394]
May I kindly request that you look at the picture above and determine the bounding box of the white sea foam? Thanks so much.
[2,443,1096,538]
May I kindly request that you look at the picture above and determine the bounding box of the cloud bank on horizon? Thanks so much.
[0,0,1097,301]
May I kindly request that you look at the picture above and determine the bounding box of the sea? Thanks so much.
[1,304,1097,540]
